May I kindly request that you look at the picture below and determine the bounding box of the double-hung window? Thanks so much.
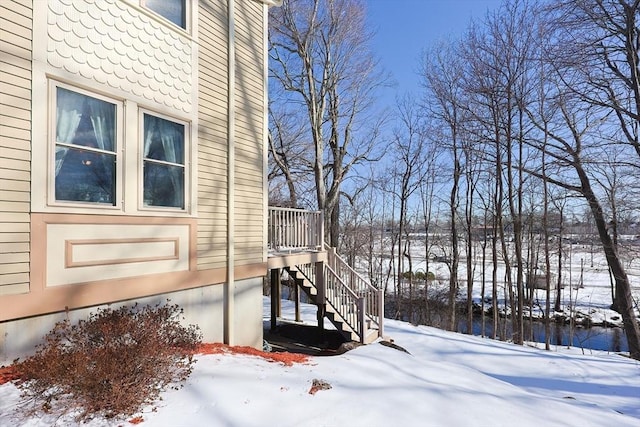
[54,87,120,206]
[142,113,186,209]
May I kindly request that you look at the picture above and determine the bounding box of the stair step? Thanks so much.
[282,263,380,344]
[363,329,379,344]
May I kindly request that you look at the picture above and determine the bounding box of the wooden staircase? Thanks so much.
[267,207,384,344]
[281,248,383,344]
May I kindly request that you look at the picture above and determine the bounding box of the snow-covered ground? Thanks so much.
[2,298,639,427]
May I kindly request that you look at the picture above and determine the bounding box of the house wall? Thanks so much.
[0,0,268,360]
[0,0,32,297]
[232,277,264,346]
[197,0,229,270]
[234,0,266,266]
[197,0,266,269]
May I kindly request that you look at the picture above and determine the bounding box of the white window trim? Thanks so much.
[137,108,191,213]
[47,81,124,211]
[39,82,195,217]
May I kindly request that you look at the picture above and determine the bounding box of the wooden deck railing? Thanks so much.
[268,207,323,252]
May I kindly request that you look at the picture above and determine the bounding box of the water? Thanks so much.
[384,299,628,353]
[459,319,628,353]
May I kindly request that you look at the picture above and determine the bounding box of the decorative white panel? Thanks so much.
[48,0,193,113]
[46,224,191,286]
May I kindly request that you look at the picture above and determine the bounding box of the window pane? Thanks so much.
[143,162,185,208]
[143,114,185,164]
[145,0,186,29]
[55,147,116,204]
[56,87,116,152]
[55,87,117,205]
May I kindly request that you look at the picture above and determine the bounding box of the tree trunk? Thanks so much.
[465,170,474,335]
[577,169,640,359]
[555,206,563,312]
[449,156,461,331]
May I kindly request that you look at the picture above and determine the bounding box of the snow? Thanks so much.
[1,298,639,427]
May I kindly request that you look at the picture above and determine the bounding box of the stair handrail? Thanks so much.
[322,263,360,300]
[323,242,383,338]
[323,243,378,293]
[291,262,364,341]
[322,263,363,340]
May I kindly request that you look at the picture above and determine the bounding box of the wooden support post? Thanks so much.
[378,288,384,338]
[294,278,301,322]
[319,211,325,250]
[276,273,282,318]
[331,247,338,272]
[270,268,280,332]
[315,261,325,332]
[358,297,366,344]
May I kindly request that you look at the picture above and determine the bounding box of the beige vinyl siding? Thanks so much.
[0,0,32,296]
[197,0,229,270]
[196,0,265,269]
[233,0,264,265]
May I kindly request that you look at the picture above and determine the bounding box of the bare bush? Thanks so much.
[15,302,201,422]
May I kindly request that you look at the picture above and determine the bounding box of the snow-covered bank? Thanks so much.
[1,298,638,426]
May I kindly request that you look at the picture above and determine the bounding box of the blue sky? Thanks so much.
[367,0,503,104]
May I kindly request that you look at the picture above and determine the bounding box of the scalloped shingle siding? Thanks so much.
[48,0,192,113]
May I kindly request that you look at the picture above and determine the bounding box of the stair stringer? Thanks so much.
[284,265,360,342]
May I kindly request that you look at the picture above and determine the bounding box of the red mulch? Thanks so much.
[0,365,21,385]
[196,343,310,366]
[0,344,309,387]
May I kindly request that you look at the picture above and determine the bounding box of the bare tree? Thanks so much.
[591,146,639,309]
[419,152,441,326]
[354,169,386,291]
[421,40,468,331]
[542,144,552,350]
[389,94,433,322]
[267,105,310,207]
[526,89,640,359]
[462,130,483,335]
[269,0,386,245]
[540,0,640,359]
[470,174,495,338]
[462,16,516,342]
[339,184,371,268]
[550,1,640,158]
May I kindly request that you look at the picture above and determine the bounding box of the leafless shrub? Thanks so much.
[14,302,201,422]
